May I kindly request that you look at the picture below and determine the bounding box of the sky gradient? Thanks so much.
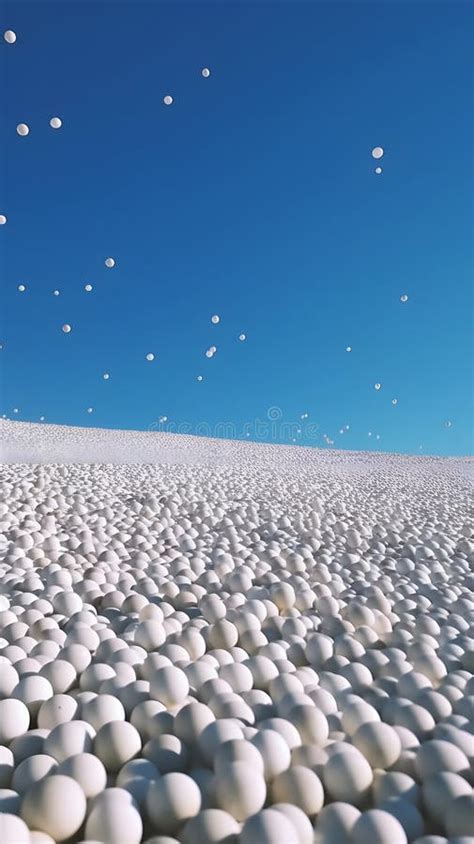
[1,0,473,455]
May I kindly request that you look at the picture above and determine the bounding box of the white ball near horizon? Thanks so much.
[103,373,110,380]
[375,167,383,175]
[164,95,173,106]
[146,353,155,362]
[62,324,72,333]
[50,117,62,129]
[197,375,203,381]
[4,30,17,44]
[0,215,7,225]
[105,257,115,268]
[239,334,246,341]
[17,123,29,136]
[372,147,384,159]
[211,315,220,324]
[18,285,26,292]
[53,290,60,296]
[202,68,211,77]
[84,284,93,292]
[346,346,352,352]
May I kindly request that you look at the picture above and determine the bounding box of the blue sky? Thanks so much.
[1,0,472,455]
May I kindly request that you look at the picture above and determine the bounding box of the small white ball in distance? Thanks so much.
[146,773,201,833]
[21,775,87,841]
[4,30,17,44]
[16,123,29,136]
[201,68,211,77]
[53,289,60,296]
[372,146,384,159]
[197,375,203,381]
[84,284,93,292]
[49,117,62,129]
[211,315,220,324]
[375,167,382,174]
[0,215,7,225]
[400,294,408,302]
[239,333,246,341]
[146,353,155,362]
[164,95,173,105]
[352,809,407,844]
[105,257,115,267]
[18,285,26,292]
[62,324,72,333]
[87,407,93,413]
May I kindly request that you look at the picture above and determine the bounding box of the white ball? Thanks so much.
[84,284,93,292]
[201,68,211,78]
[240,809,299,844]
[352,722,402,769]
[323,748,373,804]
[105,257,115,268]
[4,30,17,44]
[239,333,246,341]
[315,802,361,844]
[0,814,30,843]
[16,123,29,136]
[44,720,94,762]
[18,285,26,292]
[49,117,62,129]
[0,699,30,743]
[375,167,382,174]
[21,775,87,841]
[372,147,384,159]
[146,353,155,362]
[85,788,143,844]
[271,766,324,817]
[0,215,7,225]
[150,665,190,707]
[163,95,173,105]
[181,809,240,844]
[94,720,141,772]
[56,752,107,798]
[400,294,408,303]
[62,323,72,333]
[215,761,266,821]
[211,315,220,324]
[251,729,291,780]
[352,809,407,844]
[146,773,201,833]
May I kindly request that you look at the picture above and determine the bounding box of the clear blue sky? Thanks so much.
[1,0,473,456]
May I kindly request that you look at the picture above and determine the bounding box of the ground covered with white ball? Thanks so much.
[0,421,473,844]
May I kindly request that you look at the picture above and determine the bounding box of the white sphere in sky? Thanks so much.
[211,314,220,324]
[18,284,26,292]
[197,375,203,381]
[205,349,214,358]
[400,294,408,303]
[4,30,17,44]
[0,215,7,225]
[239,333,246,341]
[202,68,211,77]
[146,353,155,362]
[84,284,93,292]
[164,95,173,105]
[103,373,110,380]
[444,420,452,428]
[50,117,62,129]
[375,167,382,175]
[105,257,115,268]
[346,346,352,352]
[62,324,72,333]
[374,383,381,391]
[87,407,93,413]
[53,289,60,296]
[392,399,398,405]
[17,123,29,136]
[372,147,384,159]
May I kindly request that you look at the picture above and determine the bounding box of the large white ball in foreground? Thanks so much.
[0,814,30,844]
[323,748,373,804]
[352,809,407,844]
[240,808,299,844]
[146,773,201,833]
[16,123,29,136]
[372,146,384,159]
[85,788,143,844]
[21,775,87,841]
[150,665,190,707]
[4,30,17,44]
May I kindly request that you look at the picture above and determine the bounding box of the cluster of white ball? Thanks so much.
[0,420,471,843]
